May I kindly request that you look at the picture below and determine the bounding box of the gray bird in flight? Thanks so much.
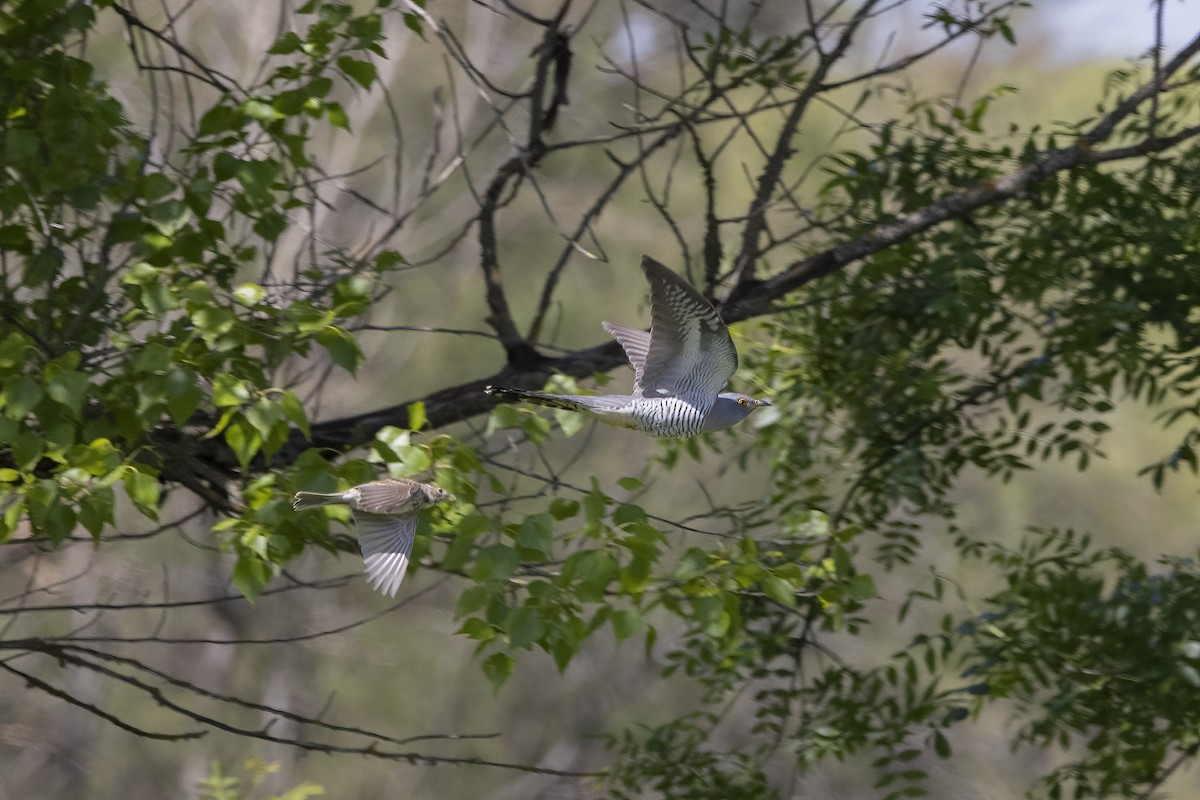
[293,478,451,597]
[486,255,770,438]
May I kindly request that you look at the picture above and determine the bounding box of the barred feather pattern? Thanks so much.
[631,396,709,438]
[483,256,770,439]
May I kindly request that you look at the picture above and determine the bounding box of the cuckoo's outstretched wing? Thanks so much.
[636,256,737,401]
[355,511,418,597]
[601,321,652,394]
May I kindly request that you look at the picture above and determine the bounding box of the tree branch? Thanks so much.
[305,122,1200,454]
[730,1,877,292]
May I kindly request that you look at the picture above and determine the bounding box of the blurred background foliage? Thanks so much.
[2,0,1200,798]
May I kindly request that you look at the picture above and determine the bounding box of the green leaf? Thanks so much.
[29,487,76,542]
[372,426,410,462]
[507,606,544,649]
[68,439,120,478]
[549,631,577,672]
[253,210,287,241]
[549,498,579,520]
[232,283,266,306]
[848,573,877,601]
[457,616,495,641]
[241,99,283,121]
[336,56,377,89]
[0,225,32,255]
[225,417,262,469]
[45,367,89,417]
[134,342,172,374]
[24,246,63,287]
[472,544,519,583]
[0,497,25,541]
[79,489,114,537]
[442,533,476,574]
[4,375,43,419]
[191,305,235,340]
[616,476,644,492]
[455,585,490,618]
[611,609,643,641]
[563,549,618,602]
[213,151,240,180]
[246,398,282,441]
[763,575,798,607]
[146,199,192,236]
[123,467,161,520]
[408,401,426,432]
[317,326,363,373]
[235,158,280,199]
[198,104,241,137]
[553,406,585,437]
[11,430,42,470]
[165,368,204,424]
[279,390,310,440]
[232,553,271,603]
[402,12,426,40]
[515,513,554,559]
[212,374,251,407]
[324,101,350,130]
[269,31,304,55]
[275,781,325,800]
[521,414,551,444]
[613,503,647,527]
[0,331,32,370]
[485,403,525,435]
[482,652,513,691]
[397,444,431,474]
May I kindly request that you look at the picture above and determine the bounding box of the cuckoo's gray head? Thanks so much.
[704,393,771,432]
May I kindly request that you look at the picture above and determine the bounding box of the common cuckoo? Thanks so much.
[486,255,770,437]
[293,478,451,597]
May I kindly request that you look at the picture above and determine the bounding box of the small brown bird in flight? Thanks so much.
[293,478,451,597]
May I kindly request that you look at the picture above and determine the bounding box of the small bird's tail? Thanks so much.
[485,386,594,414]
[293,491,344,511]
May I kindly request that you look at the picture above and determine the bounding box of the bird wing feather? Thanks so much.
[638,256,738,401]
[601,321,652,394]
[355,512,418,597]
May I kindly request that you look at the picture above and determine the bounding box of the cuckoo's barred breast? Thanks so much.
[631,396,707,438]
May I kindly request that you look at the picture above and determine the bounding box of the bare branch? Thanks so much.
[0,660,207,741]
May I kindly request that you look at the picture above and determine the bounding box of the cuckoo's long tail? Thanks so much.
[293,491,344,511]
[485,386,592,413]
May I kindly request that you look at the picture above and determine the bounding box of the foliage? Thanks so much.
[0,0,402,596]
[197,759,324,800]
[2,0,1200,798]
[953,534,1200,799]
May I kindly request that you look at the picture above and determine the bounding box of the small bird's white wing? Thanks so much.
[355,511,418,597]
[638,256,738,401]
[601,321,653,394]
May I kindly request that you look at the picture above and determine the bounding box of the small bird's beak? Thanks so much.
[755,398,772,408]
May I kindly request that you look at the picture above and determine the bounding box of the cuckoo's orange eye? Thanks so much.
[737,397,748,406]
